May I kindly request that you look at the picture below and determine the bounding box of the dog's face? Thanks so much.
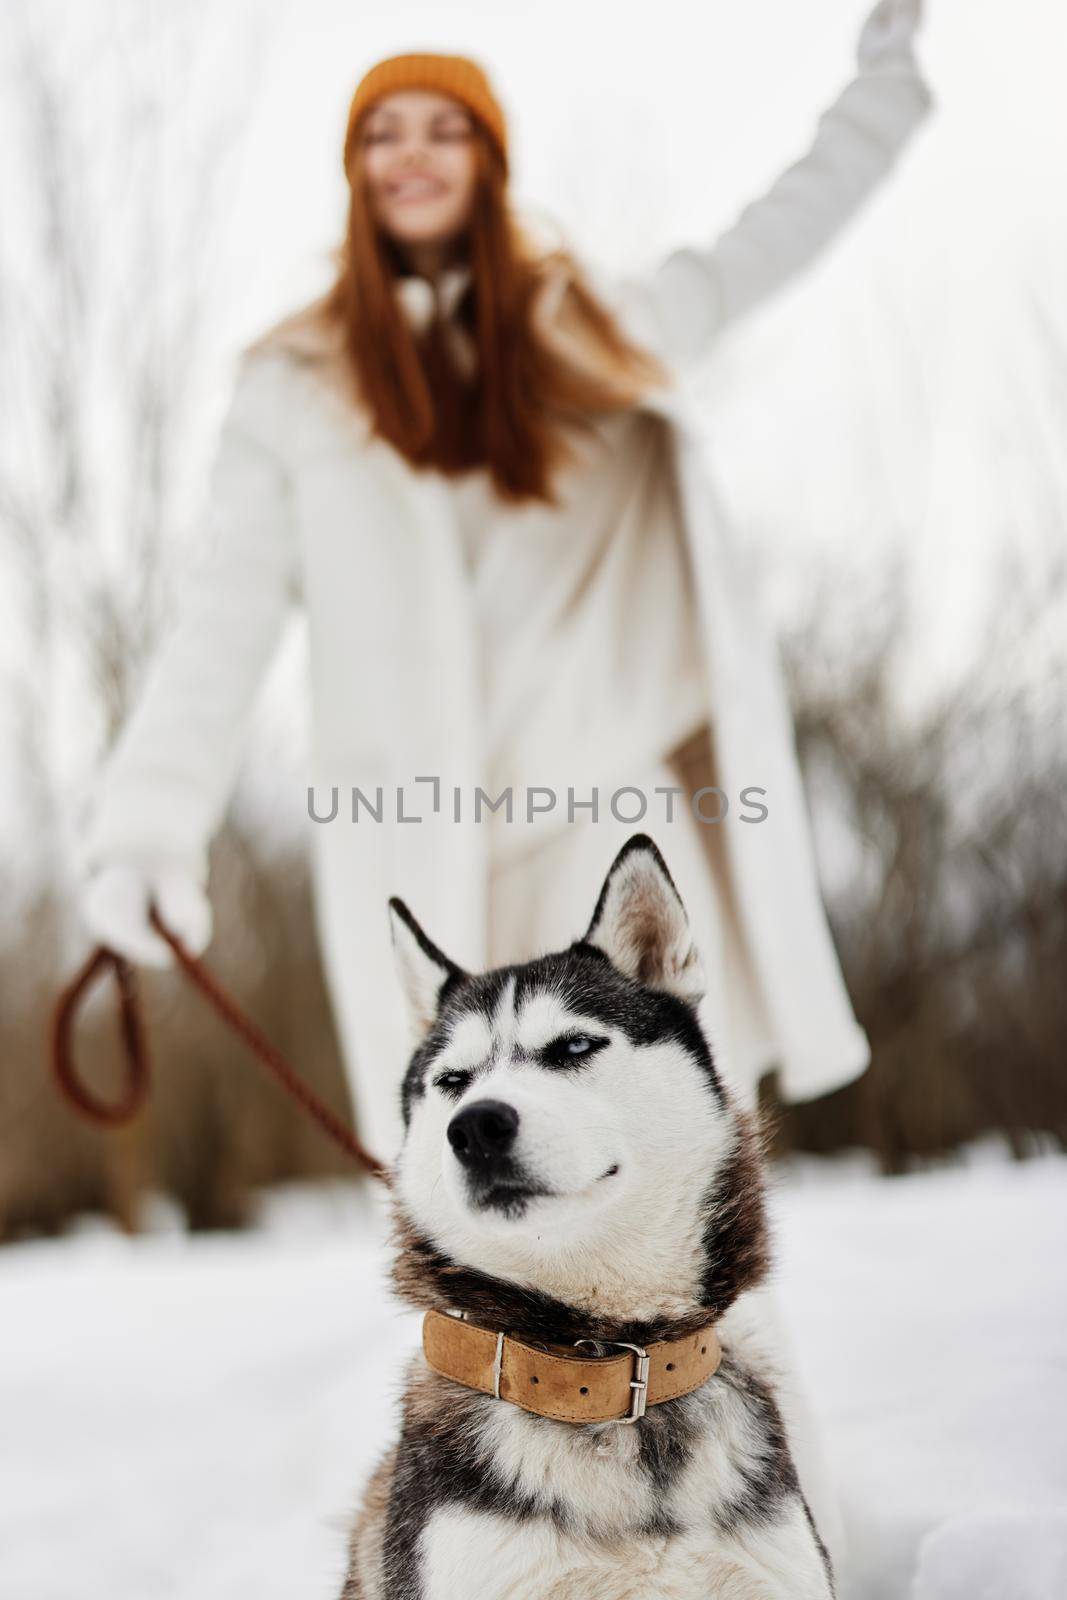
[389,834,744,1314]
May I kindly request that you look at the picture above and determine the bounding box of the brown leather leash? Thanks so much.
[50,904,389,1184]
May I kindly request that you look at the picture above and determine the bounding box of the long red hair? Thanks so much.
[309,115,672,507]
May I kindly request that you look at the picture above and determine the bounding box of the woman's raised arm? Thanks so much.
[629,0,932,368]
[76,350,302,963]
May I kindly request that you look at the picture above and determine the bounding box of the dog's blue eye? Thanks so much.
[542,1033,607,1067]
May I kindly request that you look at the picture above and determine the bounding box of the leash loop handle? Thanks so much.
[50,905,388,1183]
[52,944,150,1125]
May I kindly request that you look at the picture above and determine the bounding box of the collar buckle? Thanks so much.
[573,1337,650,1423]
[491,1328,506,1400]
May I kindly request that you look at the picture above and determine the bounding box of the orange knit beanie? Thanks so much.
[343,52,509,179]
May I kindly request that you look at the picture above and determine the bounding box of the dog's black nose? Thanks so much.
[447,1100,519,1166]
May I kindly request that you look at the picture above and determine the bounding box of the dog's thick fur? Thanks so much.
[341,833,834,1599]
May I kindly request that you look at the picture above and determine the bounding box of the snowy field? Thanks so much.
[2,1146,1065,1600]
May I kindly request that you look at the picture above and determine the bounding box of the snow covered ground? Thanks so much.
[2,1146,1065,1599]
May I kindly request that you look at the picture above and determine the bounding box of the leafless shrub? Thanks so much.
[0,3,286,1238]
[765,541,1067,1170]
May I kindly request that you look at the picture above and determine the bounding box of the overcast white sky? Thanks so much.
[2,0,1065,742]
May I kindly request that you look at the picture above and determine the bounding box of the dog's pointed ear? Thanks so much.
[388,896,467,1038]
[581,833,705,1005]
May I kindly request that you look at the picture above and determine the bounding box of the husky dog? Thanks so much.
[342,833,834,1599]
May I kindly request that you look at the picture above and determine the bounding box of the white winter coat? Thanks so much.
[80,47,932,1159]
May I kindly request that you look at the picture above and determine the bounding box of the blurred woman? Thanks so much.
[79,7,930,1156]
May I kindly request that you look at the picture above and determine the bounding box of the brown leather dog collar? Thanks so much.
[422,1308,723,1425]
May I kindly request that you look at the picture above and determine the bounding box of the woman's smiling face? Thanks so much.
[359,90,479,256]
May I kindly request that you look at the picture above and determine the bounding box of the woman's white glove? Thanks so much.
[80,861,213,968]
[857,0,924,66]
